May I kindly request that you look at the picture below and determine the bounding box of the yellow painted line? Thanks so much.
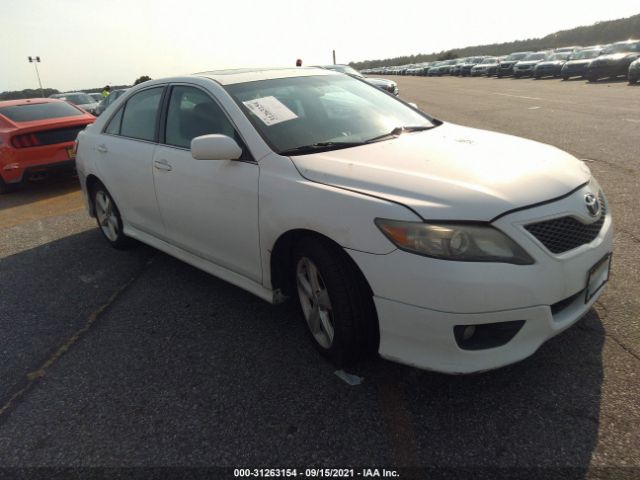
[0,258,154,419]
[493,92,543,101]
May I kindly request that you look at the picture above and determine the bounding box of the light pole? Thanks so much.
[28,56,44,97]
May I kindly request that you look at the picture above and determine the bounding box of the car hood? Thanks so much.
[592,53,636,64]
[516,60,542,66]
[537,60,564,66]
[289,123,589,221]
[565,59,593,66]
[365,77,396,87]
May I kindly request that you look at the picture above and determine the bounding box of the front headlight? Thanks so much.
[375,219,534,265]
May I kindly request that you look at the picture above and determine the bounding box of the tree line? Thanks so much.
[350,13,640,69]
[0,75,152,101]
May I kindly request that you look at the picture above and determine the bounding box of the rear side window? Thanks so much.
[0,102,83,122]
[119,87,163,142]
[104,108,123,135]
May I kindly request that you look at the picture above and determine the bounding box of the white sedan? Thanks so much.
[76,67,613,374]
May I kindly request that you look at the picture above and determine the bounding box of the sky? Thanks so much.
[1,0,639,92]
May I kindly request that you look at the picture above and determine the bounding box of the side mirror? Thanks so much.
[191,134,242,161]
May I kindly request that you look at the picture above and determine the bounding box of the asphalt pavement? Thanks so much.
[0,76,638,478]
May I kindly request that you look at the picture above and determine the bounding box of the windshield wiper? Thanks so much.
[365,125,435,144]
[279,141,366,156]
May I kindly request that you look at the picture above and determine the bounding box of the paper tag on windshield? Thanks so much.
[242,96,298,126]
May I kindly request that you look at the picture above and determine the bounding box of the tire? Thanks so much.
[292,237,378,366]
[91,183,134,249]
[562,75,569,81]
[586,73,598,83]
[630,77,638,85]
[0,176,7,194]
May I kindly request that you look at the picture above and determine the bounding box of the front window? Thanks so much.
[61,93,94,105]
[225,75,435,154]
[574,50,601,60]
[480,58,497,64]
[523,53,547,61]
[604,42,640,54]
[550,53,570,61]
[165,85,236,149]
[506,53,529,61]
[0,102,83,122]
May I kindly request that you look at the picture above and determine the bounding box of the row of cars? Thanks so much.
[48,89,129,116]
[364,40,640,84]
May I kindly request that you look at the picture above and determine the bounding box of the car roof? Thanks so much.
[194,67,336,85]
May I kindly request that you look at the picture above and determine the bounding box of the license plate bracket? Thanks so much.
[585,253,611,303]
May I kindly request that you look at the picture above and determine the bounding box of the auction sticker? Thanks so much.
[243,96,298,126]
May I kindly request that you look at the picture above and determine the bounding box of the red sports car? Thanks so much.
[0,98,95,193]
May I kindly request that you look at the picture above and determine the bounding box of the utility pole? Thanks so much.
[332,50,336,64]
[28,56,44,97]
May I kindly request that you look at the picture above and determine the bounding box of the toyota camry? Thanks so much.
[76,68,613,374]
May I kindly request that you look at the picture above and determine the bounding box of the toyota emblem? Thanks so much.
[584,193,601,217]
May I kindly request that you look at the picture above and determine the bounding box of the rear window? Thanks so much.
[0,102,83,122]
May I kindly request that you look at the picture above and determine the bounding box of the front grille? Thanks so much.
[524,193,607,254]
[34,126,85,146]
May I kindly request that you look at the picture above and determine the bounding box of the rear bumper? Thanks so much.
[1,143,76,183]
[2,159,76,184]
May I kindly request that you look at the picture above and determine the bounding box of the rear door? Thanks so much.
[95,86,166,237]
[151,84,261,282]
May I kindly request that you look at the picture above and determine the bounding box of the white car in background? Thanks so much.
[76,67,613,374]
[49,92,99,115]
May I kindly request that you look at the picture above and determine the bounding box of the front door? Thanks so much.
[152,85,261,282]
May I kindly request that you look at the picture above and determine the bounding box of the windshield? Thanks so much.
[506,53,530,61]
[573,49,601,59]
[225,74,435,155]
[603,42,640,54]
[61,93,94,105]
[480,58,497,64]
[550,53,570,61]
[0,102,83,122]
[523,53,547,61]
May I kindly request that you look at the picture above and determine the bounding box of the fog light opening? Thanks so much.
[454,320,525,351]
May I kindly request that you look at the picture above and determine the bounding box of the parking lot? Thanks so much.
[0,76,639,477]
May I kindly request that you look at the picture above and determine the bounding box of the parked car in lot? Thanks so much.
[585,40,640,82]
[95,88,129,116]
[561,48,603,80]
[513,52,551,78]
[459,57,488,76]
[427,61,445,76]
[497,52,534,77]
[76,67,613,374]
[49,92,99,115]
[0,98,94,192]
[533,52,571,78]
[88,93,103,102]
[449,58,468,76]
[318,65,398,95]
[629,58,640,84]
[471,57,500,76]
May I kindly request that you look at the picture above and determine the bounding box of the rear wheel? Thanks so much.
[630,77,638,85]
[586,73,598,83]
[92,184,133,249]
[292,237,378,366]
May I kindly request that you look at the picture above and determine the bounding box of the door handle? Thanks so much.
[154,160,172,172]
[97,144,108,153]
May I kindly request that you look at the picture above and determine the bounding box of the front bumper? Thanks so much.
[347,181,613,373]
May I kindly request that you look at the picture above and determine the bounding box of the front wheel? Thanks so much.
[92,184,133,249]
[586,73,598,83]
[630,77,638,85]
[293,237,378,366]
